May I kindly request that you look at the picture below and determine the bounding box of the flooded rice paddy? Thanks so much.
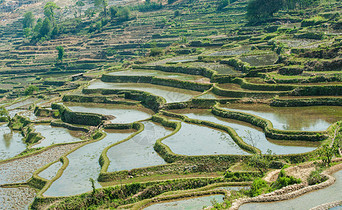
[64,103,153,123]
[208,46,250,56]
[32,124,84,148]
[0,143,82,185]
[107,121,172,172]
[189,62,240,75]
[0,124,26,160]
[170,109,319,155]
[87,80,201,103]
[0,187,36,210]
[108,69,207,81]
[239,53,278,66]
[144,194,225,210]
[163,121,250,155]
[5,98,38,110]
[221,104,342,131]
[38,161,63,180]
[44,131,133,196]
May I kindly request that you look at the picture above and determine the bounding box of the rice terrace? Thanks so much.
[1,0,342,209]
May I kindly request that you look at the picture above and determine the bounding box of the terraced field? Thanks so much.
[1,0,342,209]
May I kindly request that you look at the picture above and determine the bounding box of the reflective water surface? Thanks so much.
[0,124,26,160]
[107,121,172,171]
[64,103,153,124]
[108,69,206,81]
[170,109,319,155]
[32,124,84,148]
[163,121,249,155]
[144,194,225,210]
[87,80,201,103]
[38,161,63,180]
[44,131,133,196]
[221,104,342,131]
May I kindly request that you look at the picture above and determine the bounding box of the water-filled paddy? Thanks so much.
[32,124,84,148]
[217,186,250,191]
[107,121,172,172]
[108,69,207,81]
[221,104,342,131]
[0,143,81,185]
[163,122,249,155]
[0,187,36,210]
[239,53,278,66]
[239,169,342,210]
[64,103,153,123]
[7,109,26,118]
[277,39,320,48]
[169,109,319,154]
[144,194,225,210]
[38,161,63,180]
[189,62,240,75]
[5,98,37,110]
[87,80,201,103]
[208,46,250,56]
[0,124,26,160]
[44,131,133,197]
[19,110,37,121]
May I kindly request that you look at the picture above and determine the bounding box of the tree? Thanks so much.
[44,2,60,21]
[85,8,96,19]
[51,25,59,38]
[22,12,35,29]
[94,0,108,16]
[40,18,52,37]
[217,0,229,11]
[116,7,130,22]
[76,0,85,17]
[24,85,39,95]
[319,144,336,166]
[246,0,283,24]
[56,46,64,63]
[109,6,118,19]
[248,153,270,174]
[0,106,8,117]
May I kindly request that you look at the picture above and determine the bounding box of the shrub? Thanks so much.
[301,16,327,27]
[24,85,39,95]
[248,178,271,197]
[92,131,103,139]
[149,47,163,56]
[271,169,301,190]
[307,169,327,185]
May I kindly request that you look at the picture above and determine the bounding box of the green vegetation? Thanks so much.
[247,0,320,24]
[248,169,301,197]
[2,0,342,208]
[24,85,39,95]
[307,168,328,185]
[55,46,65,63]
[0,106,9,122]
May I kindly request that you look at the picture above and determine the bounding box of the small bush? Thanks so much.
[248,178,271,197]
[307,169,327,185]
[92,131,103,139]
[149,47,163,56]
[24,85,39,95]
[271,169,301,190]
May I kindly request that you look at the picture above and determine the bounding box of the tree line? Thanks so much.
[247,0,321,24]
